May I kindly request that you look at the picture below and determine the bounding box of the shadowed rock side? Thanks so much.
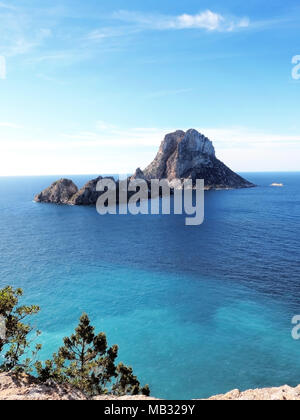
[138,129,255,190]
[34,179,78,204]
[34,176,150,206]
[68,176,114,205]
[67,176,150,206]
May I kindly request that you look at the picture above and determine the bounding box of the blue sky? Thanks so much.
[0,0,299,175]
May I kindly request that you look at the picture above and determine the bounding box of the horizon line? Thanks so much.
[0,171,299,178]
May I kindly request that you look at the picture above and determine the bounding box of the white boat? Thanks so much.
[270,183,284,187]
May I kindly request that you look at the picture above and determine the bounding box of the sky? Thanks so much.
[0,0,299,176]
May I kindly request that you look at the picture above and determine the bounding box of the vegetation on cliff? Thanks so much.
[0,286,150,398]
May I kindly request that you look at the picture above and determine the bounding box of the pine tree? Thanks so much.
[36,313,150,397]
[0,286,41,373]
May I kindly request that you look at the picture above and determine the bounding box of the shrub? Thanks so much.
[0,286,150,397]
[35,314,150,397]
[0,286,41,373]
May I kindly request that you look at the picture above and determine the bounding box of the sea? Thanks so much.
[0,172,299,399]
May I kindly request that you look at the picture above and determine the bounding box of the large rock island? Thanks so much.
[138,129,254,190]
[34,129,255,205]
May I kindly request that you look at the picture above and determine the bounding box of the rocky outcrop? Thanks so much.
[34,179,78,205]
[34,176,149,206]
[1,372,300,400]
[140,129,255,190]
[0,372,156,401]
[206,385,300,401]
[93,394,159,401]
[130,168,147,181]
[0,372,86,400]
[68,176,113,205]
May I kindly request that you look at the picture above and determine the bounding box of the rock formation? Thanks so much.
[0,372,86,400]
[206,384,300,401]
[34,129,255,204]
[34,179,78,205]
[137,129,254,190]
[0,372,156,401]
[68,176,112,206]
[130,168,147,181]
[1,372,300,400]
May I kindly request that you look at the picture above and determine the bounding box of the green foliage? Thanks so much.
[35,313,150,397]
[0,286,41,373]
[0,286,150,397]
[113,363,151,397]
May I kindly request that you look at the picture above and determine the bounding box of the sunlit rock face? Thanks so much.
[140,128,255,189]
[34,179,78,204]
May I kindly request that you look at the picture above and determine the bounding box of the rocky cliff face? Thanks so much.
[34,179,78,205]
[206,385,300,401]
[141,129,254,189]
[0,372,86,400]
[1,373,299,400]
[0,372,156,400]
[69,176,107,205]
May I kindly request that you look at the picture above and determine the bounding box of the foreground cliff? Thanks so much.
[0,372,86,400]
[0,372,156,400]
[34,129,255,205]
[207,385,300,400]
[1,373,299,400]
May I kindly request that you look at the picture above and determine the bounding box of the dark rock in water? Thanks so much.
[34,179,78,204]
[141,129,255,190]
[69,176,118,205]
[69,176,104,205]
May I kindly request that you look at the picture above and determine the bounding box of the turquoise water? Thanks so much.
[0,172,299,399]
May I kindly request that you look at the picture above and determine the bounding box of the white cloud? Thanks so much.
[86,26,139,41]
[62,124,300,148]
[0,122,21,128]
[0,4,52,57]
[0,123,299,175]
[96,120,118,131]
[112,9,250,33]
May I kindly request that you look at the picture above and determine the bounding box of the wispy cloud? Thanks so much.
[0,122,22,128]
[146,88,192,98]
[0,2,16,10]
[0,4,52,57]
[86,26,140,41]
[61,122,300,149]
[1,123,299,175]
[111,9,250,33]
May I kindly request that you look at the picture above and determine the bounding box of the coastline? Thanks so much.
[1,372,300,401]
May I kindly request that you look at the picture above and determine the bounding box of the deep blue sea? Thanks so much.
[0,172,299,399]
